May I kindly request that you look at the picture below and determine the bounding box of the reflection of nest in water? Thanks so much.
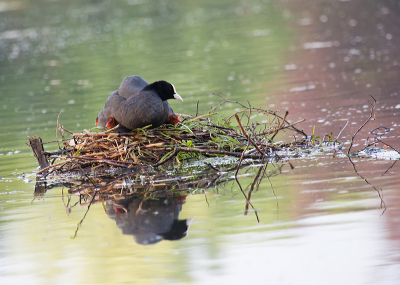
[34,159,286,232]
[33,160,287,244]
[35,159,274,201]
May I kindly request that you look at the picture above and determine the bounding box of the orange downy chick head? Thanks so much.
[105,116,118,129]
[167,114,180,126]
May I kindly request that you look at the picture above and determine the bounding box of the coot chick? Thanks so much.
[103,80,182,130]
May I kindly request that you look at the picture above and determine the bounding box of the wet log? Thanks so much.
[28,136,49,170]
[34,176,47,197]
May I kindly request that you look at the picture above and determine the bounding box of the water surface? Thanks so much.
[1,0,400,284]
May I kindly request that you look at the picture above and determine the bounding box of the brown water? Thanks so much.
[1,0,400,284]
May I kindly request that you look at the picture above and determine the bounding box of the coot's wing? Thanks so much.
[111,91,165,129]
[118,76,149,99]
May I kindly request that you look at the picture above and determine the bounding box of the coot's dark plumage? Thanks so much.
[96,76,181,131]
[97,76,149,127]
[105,111,180,130]
[104,80,182,130]
[118,75,149,100]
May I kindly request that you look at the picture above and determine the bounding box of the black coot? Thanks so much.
[96,76,181,130]
[104,80,182,130]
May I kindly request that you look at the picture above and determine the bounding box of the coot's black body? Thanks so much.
[97,76,181,130]
[104,80,181,129]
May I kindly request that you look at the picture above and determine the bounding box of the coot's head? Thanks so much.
[105,116,118,129]
[167,113,180,126]
[148,80,183,102]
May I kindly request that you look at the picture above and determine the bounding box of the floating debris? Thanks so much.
[354,147,400,160]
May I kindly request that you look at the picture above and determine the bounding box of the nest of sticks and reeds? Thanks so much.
[30,94,313,179]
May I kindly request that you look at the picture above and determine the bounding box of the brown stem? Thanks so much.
[234,114,265,156]
[270,111,289,141]
[160,146,266,159]
[348,95,376,155]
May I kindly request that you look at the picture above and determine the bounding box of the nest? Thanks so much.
[29,94,311,178]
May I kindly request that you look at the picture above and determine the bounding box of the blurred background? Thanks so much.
[0,0,400,284]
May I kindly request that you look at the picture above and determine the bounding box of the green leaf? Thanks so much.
[74,147,83,156]
[225,136,240,144]
[159,150,174,162]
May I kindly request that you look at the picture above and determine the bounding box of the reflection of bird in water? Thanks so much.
[105,196,193,245]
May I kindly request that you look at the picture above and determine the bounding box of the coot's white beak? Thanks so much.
[171,83,183,101]
[174,93,183,101]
